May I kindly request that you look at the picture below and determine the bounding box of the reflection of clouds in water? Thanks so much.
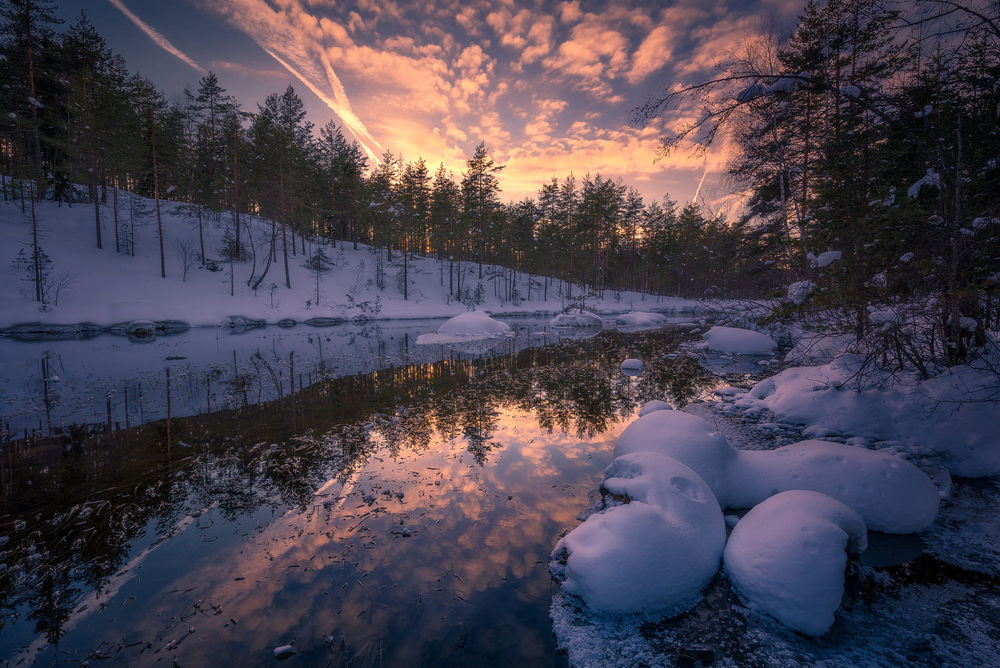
[108,405,617,664]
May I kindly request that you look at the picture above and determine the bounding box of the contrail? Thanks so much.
[107,0,204,73]
[263,47,381,164]
[691,154,710,205]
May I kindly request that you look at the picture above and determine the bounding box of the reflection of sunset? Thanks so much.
[103,405,623,665]
[3,328,710,664]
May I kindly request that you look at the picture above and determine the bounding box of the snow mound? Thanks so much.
[732,440,939,533]
[415,311,513,344]
[549,311,603,328]
[637,400,672,417]
[620,358,643,375]
[724,490,867,636]
[703,326,777,355]
[551,454,724,614]
[734,357,1000,477]
[615,410,735,498]
[616,411,938,533]
[616,311,667,327]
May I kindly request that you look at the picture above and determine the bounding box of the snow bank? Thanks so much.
[0,196,708,330]
[551,454,724,614]
[733,440,939,533]
[549,311,603,328]
[616,311,667,327]
[415,310,513,344]
[724,490,867,636]
[734,356,1000,477]
[702,326,777,355]
[615,410,938,532]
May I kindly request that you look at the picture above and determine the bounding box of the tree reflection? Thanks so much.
[0,327,713,647]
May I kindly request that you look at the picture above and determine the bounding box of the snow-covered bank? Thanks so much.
[0,196,703,331]
[551,323,1000,665]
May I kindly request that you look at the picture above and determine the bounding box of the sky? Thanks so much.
[55,0,804,212]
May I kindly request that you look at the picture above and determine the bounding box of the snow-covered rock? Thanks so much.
[616,311,667,327]
[551,454,724,614]
[549,310,603,328]
[616,410,735,498]
[702,326,777,355]
[615,410,938,532]
[620,358,643,375]
[416,311,513,344]
[724,490,867,636]
[637,400,672,417]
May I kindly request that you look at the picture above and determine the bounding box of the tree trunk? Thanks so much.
[153,124,165,279]
[113,183,120,253]
[31,183,41,303]
[280,166,291,289]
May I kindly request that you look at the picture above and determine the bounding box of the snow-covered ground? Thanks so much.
[0,194,700,331]
[551,324,1000,666]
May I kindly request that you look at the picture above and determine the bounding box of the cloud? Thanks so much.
[199,0,383,163]
[107,0,203,72]
[627,25,674,83]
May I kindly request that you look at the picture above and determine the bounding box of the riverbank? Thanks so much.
[550,382,1000,667]
[0,196,703,332]
[548,323,1000,666]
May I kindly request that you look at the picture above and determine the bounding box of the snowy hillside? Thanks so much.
[0,191,699,330]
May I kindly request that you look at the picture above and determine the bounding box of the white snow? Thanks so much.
[733,356,1000,477]
[620,358,643,374]
[908,168,941,198]
[415,310,513,344]
[615,311,667,327]
[787,280,814,304]
[840,84,861,98]
[702,326,777,355]
[550,453,724,614]
[0,194,704,331]
[549,310,603,328]
[808,250,841,268]
[615,410,939,532]
[724,490,867,636]
[637,399,672,416]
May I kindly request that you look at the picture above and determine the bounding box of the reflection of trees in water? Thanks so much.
[0,327,711,646]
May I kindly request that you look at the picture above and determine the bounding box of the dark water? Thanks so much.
[0,323,714,666]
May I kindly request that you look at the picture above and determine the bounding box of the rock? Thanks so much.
[273,644,295,659]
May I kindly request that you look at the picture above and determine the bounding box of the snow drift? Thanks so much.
[734,356,1000,477]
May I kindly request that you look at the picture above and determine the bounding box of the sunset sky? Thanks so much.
[57,0,803,210]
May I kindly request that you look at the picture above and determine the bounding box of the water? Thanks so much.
[0,319,713,666]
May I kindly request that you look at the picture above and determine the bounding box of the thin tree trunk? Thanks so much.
[280,166,291,289]
[153,124,165,278]
[31,183,41,303]
[113,183,120,253]
[198,203,205,265]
